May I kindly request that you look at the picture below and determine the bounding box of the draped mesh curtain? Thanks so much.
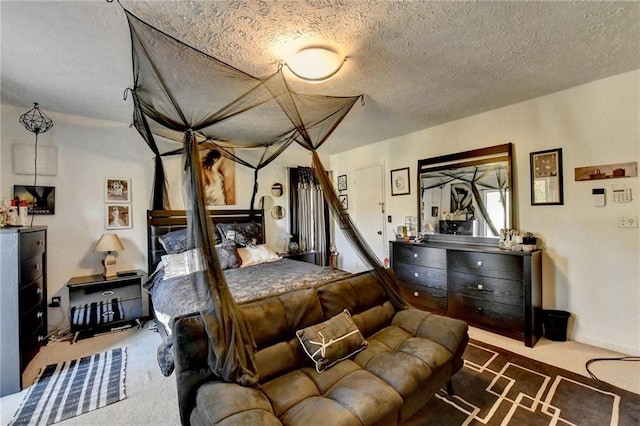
[289,167,329,265]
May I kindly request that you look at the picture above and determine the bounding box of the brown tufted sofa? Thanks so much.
[173,271,469,425]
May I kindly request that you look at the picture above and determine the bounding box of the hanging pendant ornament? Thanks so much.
[19,103,54,134]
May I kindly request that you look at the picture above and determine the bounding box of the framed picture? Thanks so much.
[339,194,348,210]
[105,178,131,203]
[199,143,236,205]
[391,167,410,196]
[530,148,564,205]
[14,185,55,214]
[337,174,347,191]
[574,161,637,181]
[105,204,132,229]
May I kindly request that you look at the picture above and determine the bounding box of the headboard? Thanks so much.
[146,209,266,272]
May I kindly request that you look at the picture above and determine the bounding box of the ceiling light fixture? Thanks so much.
[285,47,346,83]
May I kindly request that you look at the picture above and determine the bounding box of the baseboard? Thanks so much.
[573,333,639,356]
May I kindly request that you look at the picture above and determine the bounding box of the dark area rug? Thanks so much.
[407,339,639,426]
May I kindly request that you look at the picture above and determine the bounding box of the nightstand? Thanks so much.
[278,250,321,265]
[67,270,145,342]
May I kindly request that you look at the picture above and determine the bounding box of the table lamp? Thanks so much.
[94,233,125,278]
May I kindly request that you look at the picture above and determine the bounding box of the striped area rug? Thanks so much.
[9,348,126,426]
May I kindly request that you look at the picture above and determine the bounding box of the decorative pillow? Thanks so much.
[143,262,165,293]
[216,222,262,248]
[158,228,188,254]
[238,244,281,267]
[161,248,206,280]
[296,309,368,373]
[215,240,241,270]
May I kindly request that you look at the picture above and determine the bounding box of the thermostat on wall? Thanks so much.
[592,188,605,207]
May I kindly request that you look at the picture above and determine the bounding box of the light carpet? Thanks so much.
[8,348,126,426]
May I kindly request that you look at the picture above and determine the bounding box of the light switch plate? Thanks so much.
[619,215,638,228]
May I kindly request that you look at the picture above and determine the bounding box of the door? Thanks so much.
[354,164,386,268]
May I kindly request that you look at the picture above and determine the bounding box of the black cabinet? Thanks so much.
[0,227,47,396]
[390,241,542,347]
[67,271,145,342]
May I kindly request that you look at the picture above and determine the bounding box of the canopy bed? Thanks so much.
[120,3,411,388]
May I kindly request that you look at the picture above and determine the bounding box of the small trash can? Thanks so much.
[543,310,571,341]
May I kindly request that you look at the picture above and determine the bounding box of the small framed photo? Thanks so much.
[391,167,410,196]
[105,177,131,203]
[339,194,348,210]
[106,204,132,229]
[337,175,347,191]
[530,148,563,205]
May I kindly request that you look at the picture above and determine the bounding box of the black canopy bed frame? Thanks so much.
[145,208,351,347]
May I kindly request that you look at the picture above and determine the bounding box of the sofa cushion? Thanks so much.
[296,310,368,373]
[260,360,403,426]
[191,382,278,425]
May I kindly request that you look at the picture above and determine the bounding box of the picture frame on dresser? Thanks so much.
[530,148,563,205]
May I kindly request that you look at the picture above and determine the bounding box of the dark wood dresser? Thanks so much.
[390,240,542,347]
[0,226,47,396]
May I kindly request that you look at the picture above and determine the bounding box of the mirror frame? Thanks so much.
[417,143,514,245]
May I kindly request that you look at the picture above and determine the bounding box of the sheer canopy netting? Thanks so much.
[420,160,509,236]
[122,6,408,387]
[125,8,361,211]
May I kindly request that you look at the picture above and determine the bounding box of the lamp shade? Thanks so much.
[94,233,124,253]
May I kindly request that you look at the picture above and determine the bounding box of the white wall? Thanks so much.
[1,104,322,331]
[330,70,640,355]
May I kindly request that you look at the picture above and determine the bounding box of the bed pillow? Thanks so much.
[158,228,189,254]
[296,309,368,373]
[237,244,281,267]
[215,240,241,270]
[216,222,262,248]
[161,249,206,280]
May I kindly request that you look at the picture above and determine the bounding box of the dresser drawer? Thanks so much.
[394,262,447,290]
[448,250,523,280]
[449,293,523,331]
[448,271,523,305]
[393,244,446,269]
[399,282,447,312]
[19,305,44,340]
[20,325,44,370]
[20,231,46,259]
[19,277,44,312]
[20,255,44,286]
[70,280,141,306]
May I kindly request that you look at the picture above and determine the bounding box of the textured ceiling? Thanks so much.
[1,1,639,154]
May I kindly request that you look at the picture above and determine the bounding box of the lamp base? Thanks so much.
[102,252,117,278]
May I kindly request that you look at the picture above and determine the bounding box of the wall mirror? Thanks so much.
[418,143,513,243]
[271,183,284,197]
[271,205,286,220]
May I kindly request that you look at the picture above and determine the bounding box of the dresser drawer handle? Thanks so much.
[477,284,484,290]
[37,335,44,342]
[476,307,484,313]
[414,272,419,278]
[37,240,44,246]
[34,264,41,270]
[36,311,43,318]
[476,261,483,267]
[413,292,419,297]
[101,290,114,296]
[413,253,418,258]
[102,311,115,317]
[37,287,42,294]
